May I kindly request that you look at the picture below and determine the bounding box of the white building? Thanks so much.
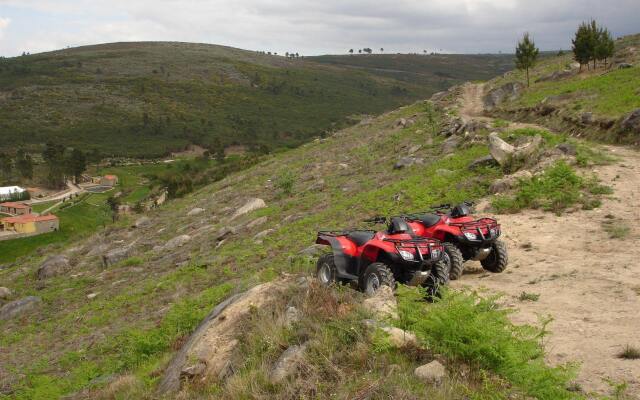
[0,186,27,201]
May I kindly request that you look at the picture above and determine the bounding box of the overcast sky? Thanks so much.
[0,0,639,57]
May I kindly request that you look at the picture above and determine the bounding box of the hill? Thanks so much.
[0,42,513,158]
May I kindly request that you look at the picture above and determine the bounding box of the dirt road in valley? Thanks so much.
[452,84,640,397]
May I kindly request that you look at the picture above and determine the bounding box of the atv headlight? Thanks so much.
[464,232,477,240]
[490,228,498,237]
[399,250,414,261]
[431,249,441,259]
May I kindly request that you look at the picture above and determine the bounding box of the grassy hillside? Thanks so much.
[1,91,611,398]
[0,42,513,158]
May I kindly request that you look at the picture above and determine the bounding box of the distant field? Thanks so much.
[0,42,514,157]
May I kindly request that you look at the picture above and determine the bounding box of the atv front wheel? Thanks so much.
[480,240,508,273]
[422,260,449,300]
[443,242,464,280]
[316,253,338,285]
[360,262,396,296]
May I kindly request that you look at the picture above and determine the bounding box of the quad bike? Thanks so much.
[315,217,449,297]
[399,202,508,280]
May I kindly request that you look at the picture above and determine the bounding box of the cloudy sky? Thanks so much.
[0,0,639,57]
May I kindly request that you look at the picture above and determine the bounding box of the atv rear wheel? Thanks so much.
[422,260,449,300]
[316,253,338,285]
[360,262,396,296]
[443,242,464,280]
[480,240,508,273]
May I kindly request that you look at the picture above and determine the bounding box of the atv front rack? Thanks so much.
[383,237,444,262]
[449,218,500,240]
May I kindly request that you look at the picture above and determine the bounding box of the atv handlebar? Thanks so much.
[363,216,387,224]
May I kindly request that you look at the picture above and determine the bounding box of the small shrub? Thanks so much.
[602,219,631,239]
[518,292,540,302]
[618,345,640,360]
[275,170,296,195]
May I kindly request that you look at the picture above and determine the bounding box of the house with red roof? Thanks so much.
[100,175,119,187]
[0,214,59,235]
[0,202,32,216]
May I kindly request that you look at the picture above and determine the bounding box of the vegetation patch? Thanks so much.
[617,345,640,360]
[397,288,580,400]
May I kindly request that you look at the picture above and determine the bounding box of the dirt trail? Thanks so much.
[453,84,640,397]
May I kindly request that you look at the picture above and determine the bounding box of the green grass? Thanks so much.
[397,288,580,400]
[515,67,640,117]
[518,292,541,302]
[492,161,607,214]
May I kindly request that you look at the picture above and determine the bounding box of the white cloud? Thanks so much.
[0,0,639,56]
[0,17,10,40]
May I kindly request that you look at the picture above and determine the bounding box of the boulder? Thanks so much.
[363,286,397,320]
[394,118,415,129]
[0,286,12,300]
[215,226,237,241]
[441,135,461,154]
[488,133,516,165]
[133,216,151,228]
[270,344,308,384]
[468,155,498,170]
[408,145,422,154]
[483,82,525,110]
[380,326,419,348]
[556,143,577,156]
[165,235,191,250]
[620,109,640,134]
[231,198,267,220]
[393,156,422,170]
[0,296,41,320]
[37,255,71,280]
[187,208,205,217]
[581,112,594,124]
[414,360,446,385]
[102,248,130,267]
[245,216,268,229]
[157,280,292,394]
[254,229,275,241]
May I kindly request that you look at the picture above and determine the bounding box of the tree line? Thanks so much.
[514,19,616,87]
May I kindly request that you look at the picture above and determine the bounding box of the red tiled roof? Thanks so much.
[104,175,117,179]
[0,202,31,209]
[1,214,58,224]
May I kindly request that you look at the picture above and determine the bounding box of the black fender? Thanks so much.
[316,235,358,280]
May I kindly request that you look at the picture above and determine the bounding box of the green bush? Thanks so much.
[396,287,579,400]
[275,170,296,195]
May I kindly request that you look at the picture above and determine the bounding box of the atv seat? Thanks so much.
[415,213,441,227]
[347,231,375,247]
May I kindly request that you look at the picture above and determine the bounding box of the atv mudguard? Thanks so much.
[316,235,359,280]
[427,224,462,242]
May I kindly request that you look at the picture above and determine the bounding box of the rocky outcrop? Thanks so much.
[468,155,498,170]
[231,198,267,220]
[441,135,461,154]
[187,208,205,217]
[488,132,542,167]
[164,234,191,250]
[535,69,575,83]
[269,343,308,384]
[0,296,41,320]
[414,360,446,385]
[620,109,640,134]
[394,156,423,170]
[483,82,525,111]
[362,286,397,320]
[102,248,131,267]
[37,255,71,280]
[158,280,292,394]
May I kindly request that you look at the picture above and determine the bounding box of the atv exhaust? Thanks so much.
[408,271,431,286]
[471,248,491,261]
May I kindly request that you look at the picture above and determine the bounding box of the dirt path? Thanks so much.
[452,84,640,397]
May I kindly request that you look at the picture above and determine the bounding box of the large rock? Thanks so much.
[157,280,292,394]
[245,216,268,229]
[0,296,41,320]
[270,344,308,384]
[488,132,542,167]
[0,286,12,300]
[483,82,525,110]
[187,207,205,217]
[441,135,461,154]
[394,156,423,170]
[380,326,418,348]
[620,109,640,134]
[414,360,447,385]
[363,286,397,320]
[468,155,498,170]
[102,248,130,267]
[37,255,71,280]
[231,198,267,220]
[133,216,151,228]
[165,234,191,250]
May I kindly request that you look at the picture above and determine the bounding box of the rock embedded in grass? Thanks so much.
[414,360,447,385]
[270,343,308,384]
[231,198,266,220]
[0,296,41,320]
[187,207,205,217]
[0,286,12,300]
[37,255,71,280]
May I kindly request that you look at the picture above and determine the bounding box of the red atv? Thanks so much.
[315,217,449,297]
[401,202,508,280]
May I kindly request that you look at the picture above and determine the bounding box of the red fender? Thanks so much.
[360,239,398,263]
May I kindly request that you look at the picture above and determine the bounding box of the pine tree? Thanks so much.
[595,27,615,69]
[515,32,539,87]
[572,22,592,71]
